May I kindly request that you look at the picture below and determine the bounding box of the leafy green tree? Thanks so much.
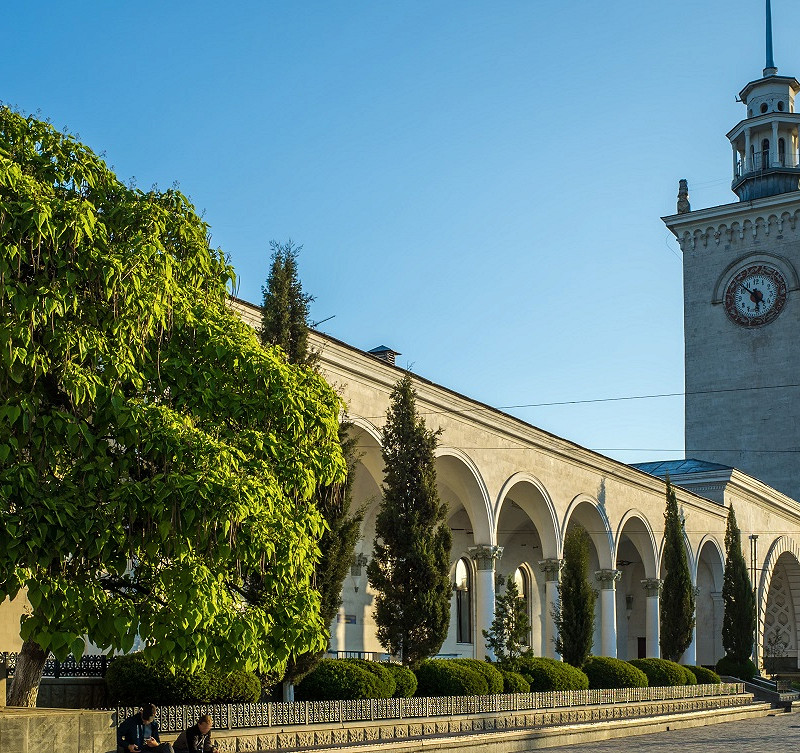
[721,504,755,662]
[367,374,452,666]
[0,107,345,706]
[659,478,696,661]
[553,525,596,667]
[483,573,531,662]
[260,240,316,367]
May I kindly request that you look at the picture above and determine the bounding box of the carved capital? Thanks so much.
[595,569,622,590]
[641,578,663,597]
[468,545,503,571]
[538,558,564,581]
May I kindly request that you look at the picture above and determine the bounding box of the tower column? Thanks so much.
[642,578,662,658]
[732,142,739,177]
[745,128,752,170]
[772,121,779,166]
[595,569,622,657]
[539,558,564,659]
[469,545,503,660]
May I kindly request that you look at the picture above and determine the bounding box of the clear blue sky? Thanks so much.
[5,1,797,464]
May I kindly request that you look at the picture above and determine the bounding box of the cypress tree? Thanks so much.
[553,525,596,667]
[483,573,531,662]
[367,374,452,666]
[659,478,696,661]
[721,504,755,661]
[260,239,317,367]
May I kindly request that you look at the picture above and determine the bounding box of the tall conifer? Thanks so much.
[553,525,596,667]
[484,574,531,662]
[368,374,452,666]
[721,504,756,661]
[659,478,695,661]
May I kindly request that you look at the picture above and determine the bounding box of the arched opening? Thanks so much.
[763,551,800,672]
[779,137,787,166]
[762,138,770,169]
[454,558,473,645]
[495,475,559,657]
[616,513,658,659]
[696,538,725,666]
[514,566,533,648]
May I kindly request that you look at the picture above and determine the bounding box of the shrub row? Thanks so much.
[105,654,261,705]
[108,653,723,704]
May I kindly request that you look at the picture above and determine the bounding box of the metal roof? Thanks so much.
[630,458,732,477]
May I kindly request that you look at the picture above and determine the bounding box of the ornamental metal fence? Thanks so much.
[2,652,112,678]
[105,682,744,732]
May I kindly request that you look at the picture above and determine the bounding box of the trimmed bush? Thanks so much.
[104,654,260,704]
[682,665,721,685]
[342,659,396,698]
[582,657,648,689]
[296,659,383,700]
[628,658,695,686]
[715,655,757,680]
[508,656,589,692]
[499,669,530,694]
[451,659,504,694]
[214,670,261,702]
[382,663,418,698]
[414,660,489,697]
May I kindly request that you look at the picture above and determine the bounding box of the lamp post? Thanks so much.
[749,534,759,670]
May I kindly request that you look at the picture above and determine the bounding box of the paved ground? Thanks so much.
[539,710,800,753]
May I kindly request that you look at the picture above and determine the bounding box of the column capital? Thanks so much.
[468,545,503,571]
[595,569,621,589]
[641,578,663,597]
[538,558,564,581]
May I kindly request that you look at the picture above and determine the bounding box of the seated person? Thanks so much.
[117,703,174,753]
[173,714,219,753]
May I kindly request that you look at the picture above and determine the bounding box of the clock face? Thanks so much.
[724,264,787,327]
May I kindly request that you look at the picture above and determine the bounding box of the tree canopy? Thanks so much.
[483,572,531,663]
[721,504,755,662]
[367,374,452,666]
[0,107,345,703]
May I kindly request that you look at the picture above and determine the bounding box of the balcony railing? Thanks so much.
[735,151,800,178]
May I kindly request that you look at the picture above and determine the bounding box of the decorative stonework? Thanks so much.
[595,569,622,589]
[468,544,503,571]
[674,207,800,253]
[539,558,564,581]
[641,578,663,597]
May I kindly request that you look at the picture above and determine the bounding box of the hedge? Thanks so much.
[413,660,489,697]
[715,655,757,680]
[627,658,696,686]
[499,669,530,694]
[508,656,589,691]
[450,659,504,694]
[295,659,383,700]
[682,665,721,684]
[104,654,260,704]
[382,663,418,698]
[342,659,396,698]
[582,657,648,689]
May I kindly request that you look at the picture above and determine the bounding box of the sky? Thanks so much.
[5,1,798,465]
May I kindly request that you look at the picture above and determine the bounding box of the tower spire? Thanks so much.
[764,0,777,75]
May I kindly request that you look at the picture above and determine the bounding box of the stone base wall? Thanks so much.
[34,678,108,709]
[172,694,753,752]
[0,708,115,753]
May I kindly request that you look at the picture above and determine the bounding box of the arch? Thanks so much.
[562,494,614,569]
[453,556,474,645]
[615,510,658,578]
[435,446,493,545]
[695,535,725,665]
[657,527,696,582]
[712,252,800,302]
[695,535,724,589]
[758,536,800,669]
[495,472,559,559]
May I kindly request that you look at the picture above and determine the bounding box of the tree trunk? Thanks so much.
[8,638,47,707]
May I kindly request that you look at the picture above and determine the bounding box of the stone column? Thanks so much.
[539,558,564,659]
[468,545,503,660]
[595,569,621,658]
[711,591,724,664]
[745,128,752,170]
[642,578,662,658]
[681,624,697,666]
[772,121,779,166]
[732,142,739,177]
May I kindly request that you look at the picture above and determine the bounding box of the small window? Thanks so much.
[778,100,785,111]
[514,567,531,646]
[762,138,770,169]
[779,138,786,165]
[761,102,769,114]
[455,558,472,644]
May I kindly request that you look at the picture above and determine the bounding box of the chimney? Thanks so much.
[368,345,401,366]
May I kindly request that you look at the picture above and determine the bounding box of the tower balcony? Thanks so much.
[732,152,800,200]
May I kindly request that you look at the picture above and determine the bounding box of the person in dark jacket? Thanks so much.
[117,704,174,753]
[172,714,218,753]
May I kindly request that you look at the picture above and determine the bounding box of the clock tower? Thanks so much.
[663,0,800,501]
